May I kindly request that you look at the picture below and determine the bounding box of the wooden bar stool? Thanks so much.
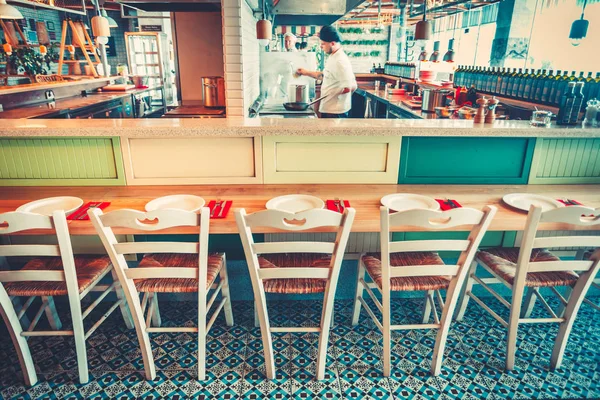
[352,205,497,376]
[235,207,355,380]
[456,205,600,370]
[0,210,132,385]
[89,207,234,381]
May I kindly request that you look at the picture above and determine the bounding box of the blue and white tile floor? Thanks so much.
[1,296,599,399]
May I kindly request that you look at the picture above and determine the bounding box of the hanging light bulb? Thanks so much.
[3,43,12,55]
[569,0,589,46]
[39,44,47,55]
[67,44,75,54]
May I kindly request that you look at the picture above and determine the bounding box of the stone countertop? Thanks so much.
[0,87,160,119]
[0,117,597,138]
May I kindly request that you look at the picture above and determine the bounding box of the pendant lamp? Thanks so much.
[569,0,589,46]
[429,40,440,62]
[91,15,110,38]
[414,1,431,41]
[0,0,23,19]
[101,8,118,29]
[418,47,428,61]
[256,0,271,47]
[443,38,455,62]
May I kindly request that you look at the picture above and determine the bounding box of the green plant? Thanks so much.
[1,46,55,76]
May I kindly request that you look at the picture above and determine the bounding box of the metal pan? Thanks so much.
[283,94,328,111]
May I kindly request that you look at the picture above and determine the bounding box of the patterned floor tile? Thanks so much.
[0,297,599,399]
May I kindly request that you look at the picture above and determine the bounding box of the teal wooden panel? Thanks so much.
[0,137,126,186]
[529,138,600,184]
[398,137,536,184]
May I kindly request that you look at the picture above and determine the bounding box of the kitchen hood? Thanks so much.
[116,0,220,12]
[270,0,366,26]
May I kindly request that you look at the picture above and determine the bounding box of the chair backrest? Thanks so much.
[0,210,79,293]
[381,206,497,280]
[235,208,356,279]
[88,207,209,284]
[517,205,600,276]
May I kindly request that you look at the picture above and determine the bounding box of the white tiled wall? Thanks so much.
[222,0,260,117]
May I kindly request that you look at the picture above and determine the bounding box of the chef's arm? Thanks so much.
[296,68,323,81]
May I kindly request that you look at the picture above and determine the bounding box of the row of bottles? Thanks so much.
[453,66,600,106]
[384,62,417,80]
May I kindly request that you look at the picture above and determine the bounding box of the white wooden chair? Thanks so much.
[235,207,355,380]
[352,205,497,376]
[456,205,600,371]
[89,207,234,381]
[0,210,132,385]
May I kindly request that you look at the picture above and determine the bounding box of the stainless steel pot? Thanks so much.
[421,89,451,112]
[287,84,308,104]
[202,76,225,108]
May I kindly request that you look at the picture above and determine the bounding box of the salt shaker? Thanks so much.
[583,99,599,128]
[474,96,488,124]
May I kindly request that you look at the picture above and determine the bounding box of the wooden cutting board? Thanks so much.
[401,100,423,109]
[102,84,136,91]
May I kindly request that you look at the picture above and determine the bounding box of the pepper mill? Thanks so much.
[485,96,499,124]
[474,96,488,124]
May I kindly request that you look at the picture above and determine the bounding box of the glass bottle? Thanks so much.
[517,68,530,100]
[510,68,524,98]
[548,70,562,105]
[583,72,594,102]
[556,82,576,125]
[500,68,511,96]
[533,69,547,102]
[568,82,585,124]
[541,70,554,104]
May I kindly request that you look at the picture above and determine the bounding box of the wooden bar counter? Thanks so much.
[1,184,598,235]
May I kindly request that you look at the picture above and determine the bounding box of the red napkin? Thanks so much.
[67,202,111,221]
[557,199,583,206]
[435,199,462,211]
[208,200,232,219]
[326,200,350,213]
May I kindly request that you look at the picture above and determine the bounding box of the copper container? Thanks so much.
[202,76,226,108]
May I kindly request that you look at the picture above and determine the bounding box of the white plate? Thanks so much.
[16,196,83,216]
[380,193,440,212]
[265,194,324,213]
[502,193,565,212]
[145,195,205,212]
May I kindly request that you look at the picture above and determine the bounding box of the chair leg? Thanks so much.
[219,256,234,327]
[63,286,88,384]
[506,286,525,371]
[521,288,537,318]
[422,291,433,323]
[111,269,134,329]
[254,287,275,379]
[11,297,30,328]
[42,296,62,330]
[0,286,37,386]
[351,257,366,326]
[316,286,336,380]
[556,286,573,318]
[198,288,207,381]
[455,260,478,321]
[151,294,162,328]
[431,285,458,376]
[551,277,596,370]
[254,300,259,328]
[382,289,392,377]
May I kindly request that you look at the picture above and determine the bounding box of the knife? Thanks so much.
[445,199,456,209]
[77,202,101,220]
[339,199,345,213]
[218,201,228,217]
[334,199,341,213]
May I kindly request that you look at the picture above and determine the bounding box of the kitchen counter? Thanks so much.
[0,116,596,138]
[0,87,161,119]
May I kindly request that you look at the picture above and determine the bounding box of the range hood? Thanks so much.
[116,0,220,12]
[270,0,366,26]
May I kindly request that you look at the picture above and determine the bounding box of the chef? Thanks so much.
[296,25,357,118]
[284,32,298,52]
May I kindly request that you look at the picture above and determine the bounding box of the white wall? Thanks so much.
[222,0,260,117]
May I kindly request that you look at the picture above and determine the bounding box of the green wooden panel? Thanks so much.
[0,137,126,186]
[391,231,510,257]
[398,137,536,184]
[529,138,600,184]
